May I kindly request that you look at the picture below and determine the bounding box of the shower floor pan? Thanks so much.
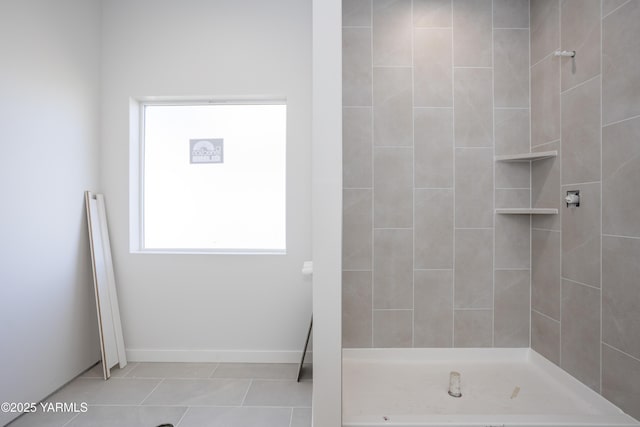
[343,348,639,427]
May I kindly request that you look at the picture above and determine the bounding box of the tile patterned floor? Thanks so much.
[7,362,312,427]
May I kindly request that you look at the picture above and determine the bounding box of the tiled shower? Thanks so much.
[341,0,640,419]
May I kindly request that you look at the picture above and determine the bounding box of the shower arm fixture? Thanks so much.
[554,50,576,58]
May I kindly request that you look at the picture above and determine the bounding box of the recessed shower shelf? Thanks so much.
[495,150,558,162]
[496,208,558,215]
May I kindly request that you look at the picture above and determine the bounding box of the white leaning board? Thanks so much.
[85,191,126,379]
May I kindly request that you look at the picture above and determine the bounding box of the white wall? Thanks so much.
[100,0,313,362]
[0,0,102,424]
[311,0,343,424]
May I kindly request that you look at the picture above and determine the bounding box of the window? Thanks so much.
[135,101,287,253]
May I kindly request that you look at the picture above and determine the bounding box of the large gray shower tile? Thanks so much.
[454,229,493,309]
[343,28,372,106]
[561,76,601,185]
[532,142,561,231]
[373,67,413,147]
[374,147,413,228]
[494,29,529,108]
[494,269,530,348]
[454,309,492,347]
[413,0,452,28]
[373,228,413,309]
[414,108,453,188]
[494,108,530,157]
[530,0,559,65]
[453,0,492,67]
[343,0,371,27]
[561,280,601,392]
[414,270,454,347]
[373,0,412,66]
[531,54,560,146]
[455,148,493,228]
[531,310,560,365]
[343,189,373,270]
[560,0,601,91]
[415,189,453,269]
[414,28,452,107]
[602,0,640,124]
[495,214,530,269]
[603,235,640,360]
[603,116,640,238]
[343,271,373,348]
[561,182,601,288]
[343,107,372,189]
[373,309,413,347]
[493,0,529,29]
[532,229,561,320]
[454,68,493,148]
[602,344,640,421]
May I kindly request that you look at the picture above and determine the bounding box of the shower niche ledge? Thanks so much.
[495,150,559,215]
[496,208,558,215]
[494,150,558,162]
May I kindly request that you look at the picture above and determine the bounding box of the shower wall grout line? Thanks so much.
[532,309,560,324]
[491,0,496,348]
[559,73,601,95]
[599,2,604,395]
[602,342,640,364]
[561,180,602,187]
[602,0,632,19]
[558,0,563,369]
[531,227,561,233]
[451,0,457,348]
[530,49,556,70]
[411,0,416,348]
[561,277,601,292]
[531,139,561,149]
[602,112,640,128]
[369,0,374,349]
[602,233,640,240]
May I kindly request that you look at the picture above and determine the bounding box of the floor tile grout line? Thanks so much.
[123,362,139,378]
[61,412,81,427]
[288,407,294,427]
[139,378,165,405]
[83,403,310,409]
[240,379,253,406]
[209,363,220,378]
[174,406,190,427]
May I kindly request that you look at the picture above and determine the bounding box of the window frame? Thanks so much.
[130,97,288,255]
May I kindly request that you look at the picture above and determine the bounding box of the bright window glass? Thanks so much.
[142,103,286,252]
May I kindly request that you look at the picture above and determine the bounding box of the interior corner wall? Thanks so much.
[100,0,313,362]
[530,0,640,420]
[0,0,102,425]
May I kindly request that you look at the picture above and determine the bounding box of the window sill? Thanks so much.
[130,249,287,255]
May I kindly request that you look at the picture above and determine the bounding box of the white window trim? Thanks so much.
[129,96,287,255]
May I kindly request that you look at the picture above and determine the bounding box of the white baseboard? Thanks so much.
[125,349,313,364]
